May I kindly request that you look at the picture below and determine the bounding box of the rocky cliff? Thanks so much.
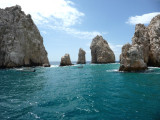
[77,48,86,64]
[60,54,72,66]
[148,15,160,66]
[0,5,50,68]
[90,35,115,63]
[119,14,160,71]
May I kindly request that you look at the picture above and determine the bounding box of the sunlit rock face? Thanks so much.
[77,48,86,64]
[119,14,160,71]
[90,35,115,64]
[0,5,50,68]
[119,44,147,72]
[148,15,160,66]
[60,54,73,66]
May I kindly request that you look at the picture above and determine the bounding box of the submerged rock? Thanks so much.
[90,35,115,63]
[119,14,160,71]
[0,5,50,68]
[60,54,73,66]
[77,48,86,64]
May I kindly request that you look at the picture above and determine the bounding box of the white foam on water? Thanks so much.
[28,112,40,119]
[51,65,58,67]
[106,69,118,72]
[148,67,160,69]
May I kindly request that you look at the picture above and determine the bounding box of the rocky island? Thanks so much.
[90,35,115,64]
[0,5,50,68]
[119,14,160,72]
[77,48,86,64]
[60,54,73,66]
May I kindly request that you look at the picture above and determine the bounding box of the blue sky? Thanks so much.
[0,0,160,62]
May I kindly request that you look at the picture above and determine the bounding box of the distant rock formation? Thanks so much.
[60,54,73,66]
[119,14,160,71]
[0,5,50,68]
[90,35,115,63]
[77,48,86,64]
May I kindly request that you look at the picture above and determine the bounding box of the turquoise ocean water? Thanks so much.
[0,62,160,120]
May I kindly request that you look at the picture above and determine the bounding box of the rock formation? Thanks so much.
[148,15,160,66]
[0,5,50,68]
[90,35,115,63]
[77,48,86,64]
[60,54,73,66]
[119,14,160,71]
[119,44,147,71]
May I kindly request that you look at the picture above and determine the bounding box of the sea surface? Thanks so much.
[0,62,160,120]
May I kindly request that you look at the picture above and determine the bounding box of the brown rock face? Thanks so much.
[0,5,50,68]
[119,44,147,72]
[90,35,115,64]
[119,14,160,71]
[148,15,160,66]
[60,54,73,66]
[77,48,86,64]
[132,24,150,63]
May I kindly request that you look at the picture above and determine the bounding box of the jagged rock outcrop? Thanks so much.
[132,24,150,63]
[119,44,147,71]
[77,48,86,64]
[60,54,73,66]
[148,15,160,66]
[119,14,160,71]
[90,35,115,63]
[0,5,50,68]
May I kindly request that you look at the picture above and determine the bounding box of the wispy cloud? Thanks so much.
[48,25,105,39]
[0,0,106,39]
[126,12,160,25]
[0,0,84,27]
[41,31,47,35]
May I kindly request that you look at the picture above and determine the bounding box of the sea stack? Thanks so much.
[60,54,73,66]
[148,15,160,66]
[90,35,115,63]
[77,48,86,64]
[0,5,50,68]
[119,14,160,72]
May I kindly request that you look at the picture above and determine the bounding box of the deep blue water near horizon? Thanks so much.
[0,63,160,120]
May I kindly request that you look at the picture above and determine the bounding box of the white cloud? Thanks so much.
[0,0,84,27]
[126,12,160,25]
[48,25,104,39]
[0,0,106,39]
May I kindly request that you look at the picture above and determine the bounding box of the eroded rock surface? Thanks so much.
[77,48,86,64]
[0,5,50,68]
[148,15,160,66]
[119,44,147,72]
[119,14,160,71]
[90,35,115,63]
[60,54,72,66]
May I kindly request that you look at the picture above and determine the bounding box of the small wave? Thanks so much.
[106,69,118,72]
[50,65,59,68]
[28,112,40,119]
[148,67,160,69]
[15,68,24,71]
